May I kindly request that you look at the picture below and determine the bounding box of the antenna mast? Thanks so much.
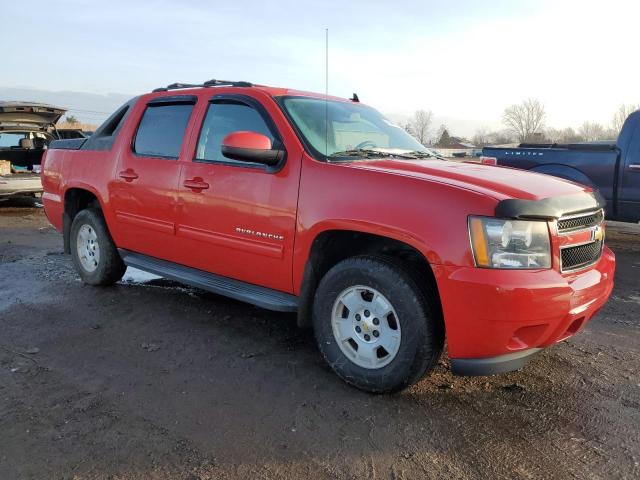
[325,28,329,157]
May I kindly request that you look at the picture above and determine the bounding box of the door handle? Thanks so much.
[119,169,139,182]
[183,177,210,192]
[629,164,640,171]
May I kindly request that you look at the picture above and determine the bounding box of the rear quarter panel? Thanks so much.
[42,148,117,232]
[41,149,68,231]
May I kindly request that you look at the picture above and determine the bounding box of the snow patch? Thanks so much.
[121,267,161,284]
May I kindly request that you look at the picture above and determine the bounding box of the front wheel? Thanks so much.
[312,256,443,393]
[70,208,126,286]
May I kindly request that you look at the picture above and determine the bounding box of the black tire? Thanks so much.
[69,208,126,286]
[312,256,443,393]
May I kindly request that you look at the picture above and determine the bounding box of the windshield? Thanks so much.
[281,97,432,159]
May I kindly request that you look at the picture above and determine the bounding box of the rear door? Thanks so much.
[110,95,197,261]
[618,122,640,222]
[174,93,302,293]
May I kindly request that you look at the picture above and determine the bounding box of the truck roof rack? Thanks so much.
[152,79,254,93]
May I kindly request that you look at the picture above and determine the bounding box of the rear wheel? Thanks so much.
[70,208,126,286]
[313,256,443,393]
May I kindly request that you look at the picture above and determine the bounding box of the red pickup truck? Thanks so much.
[41,80,615,392]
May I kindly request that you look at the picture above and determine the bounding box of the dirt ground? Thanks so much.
[1,198,639,480]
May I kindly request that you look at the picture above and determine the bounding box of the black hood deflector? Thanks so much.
[495,191,605,220]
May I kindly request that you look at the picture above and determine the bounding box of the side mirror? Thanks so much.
[221,131,284,166]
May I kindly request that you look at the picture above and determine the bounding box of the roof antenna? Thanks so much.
[324,28,329,158]
[350,93,359,102]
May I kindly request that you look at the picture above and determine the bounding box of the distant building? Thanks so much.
[434,128,478,158]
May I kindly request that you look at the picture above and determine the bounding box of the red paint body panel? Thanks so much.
[437,247,615,358]
[41,84,616,364]
[340,158,591,201]
[170,91,303,291]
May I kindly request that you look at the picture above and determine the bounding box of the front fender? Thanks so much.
[293,219,443,293]
[299,219,438,265]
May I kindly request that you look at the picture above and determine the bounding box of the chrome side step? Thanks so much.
[119,250,298,312]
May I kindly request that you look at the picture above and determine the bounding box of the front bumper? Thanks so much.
[450,348,542,376]
[436,246,615,376]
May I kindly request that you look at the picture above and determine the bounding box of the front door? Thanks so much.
[175,94,301,293]
[110,96,197,261]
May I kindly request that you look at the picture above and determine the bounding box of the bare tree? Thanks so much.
[429,124,445,146]
[559,128,573,143]
[603,127,618,140]
[486,130,515,145]
[578,121,607,142]
[612,104,639,133]
[402,122,414,136]
[544,127,562,143]
[472,127,490,147]
[544,127,576,143]
[65,115,80,125]
[407,110,433,146]
[559,127,583,143]
[502,98,546,142]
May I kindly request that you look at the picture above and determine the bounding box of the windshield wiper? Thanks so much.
[329,149,417,160]
[408,150,450,160]
[405,150,437,158]
[329,149,389,158]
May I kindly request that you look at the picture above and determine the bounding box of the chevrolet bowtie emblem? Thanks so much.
[592,225,604,242]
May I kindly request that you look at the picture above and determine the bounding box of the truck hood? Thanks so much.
[0,102,66,132]
[343,157,590,202]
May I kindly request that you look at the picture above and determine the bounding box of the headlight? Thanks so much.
[468,216,551,269]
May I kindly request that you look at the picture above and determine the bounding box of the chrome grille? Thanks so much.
[561,240,603,272]
[557,210,604,233]
[557,209,604,272]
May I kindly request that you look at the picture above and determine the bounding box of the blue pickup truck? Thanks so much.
[483,111,640,223]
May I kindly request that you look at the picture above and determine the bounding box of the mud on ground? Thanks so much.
[1,199,639,479]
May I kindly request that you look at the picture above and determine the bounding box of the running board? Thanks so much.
[119,250,298,312]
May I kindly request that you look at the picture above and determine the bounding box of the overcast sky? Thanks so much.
[1,0,638,136]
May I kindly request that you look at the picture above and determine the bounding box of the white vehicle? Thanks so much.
[0,102,66,199]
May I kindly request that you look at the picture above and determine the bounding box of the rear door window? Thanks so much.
[134,103,194,159]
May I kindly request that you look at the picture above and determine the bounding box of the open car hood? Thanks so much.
[0,102,66,132]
